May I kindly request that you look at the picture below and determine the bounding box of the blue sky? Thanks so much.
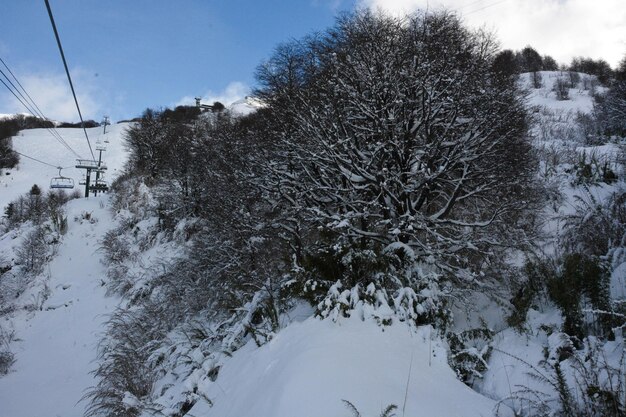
[1,0,624,122]
[0,0,354,121]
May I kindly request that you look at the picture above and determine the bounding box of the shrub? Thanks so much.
[554,77,570,100]
[14,226,50,275]
[0,327,16,375]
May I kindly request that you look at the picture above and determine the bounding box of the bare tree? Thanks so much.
[257,10,537,282]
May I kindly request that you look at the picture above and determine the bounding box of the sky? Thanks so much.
[0,0,624,122]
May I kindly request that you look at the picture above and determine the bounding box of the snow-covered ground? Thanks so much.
[476,72,626,415]
[0,122,129,417]
[522,71,597,113]
[0,195,119,417]
[188,317,501,417]
[0,122,129,211]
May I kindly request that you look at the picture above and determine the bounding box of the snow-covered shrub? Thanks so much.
[532,71,543,89]
[572,152,618,185]
[447,327,493,386]
[576,111,605,145]
[508,259,548,329]
[14,226,51,275]
[554,77,570,100]
[594,75,626,137]
[85,307,167,417]
[546,253,611,341]
[516,250,616,342]
[563,187,626,258]
[46,189,70,235]
[342,400,398,417]
[0,348,14,376]
[0,326,15,375]
[3,188,77,230]
[509,253,613,340]
[498,337,625,417]
[310,247,451,330]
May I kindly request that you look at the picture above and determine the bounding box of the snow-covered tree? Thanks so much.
[594,54,626,136]
[256,10,537,285]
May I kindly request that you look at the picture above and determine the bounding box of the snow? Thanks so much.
[0,113,33,120]
[0,195,120,417]
[523,71,596,113]
[191,317,503,417]
[476,71,626,416]
[0,123,129,417]
[229,96,265,116]
[0,122,129,211]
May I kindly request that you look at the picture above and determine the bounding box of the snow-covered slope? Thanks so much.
[188,318,500,417]
[229,96,265,116]
[0,195,120,417]
[522,71,597,112]
[0,122,130,417]
[0,122,129,211]
[476,72,626,415]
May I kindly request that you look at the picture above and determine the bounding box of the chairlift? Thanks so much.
[92,179,109,192]
[79,174,86,186]
[50,167,75,189]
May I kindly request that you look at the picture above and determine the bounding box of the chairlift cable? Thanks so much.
[0,57,49,121]
[0,67,40,117]
[456,0,491,11]
[0,67,83,158]
[44,0,95,160]
[0,77,39,120]
[12,150,66,169]
[463,0,511,16]
[0,56,82,158]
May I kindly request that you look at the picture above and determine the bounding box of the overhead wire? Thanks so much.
[0,77,38,117]
[463,0,511,16]
[44,0,95,161]
[0,68,40,117]
[12,150,71,169]
[0,61,83,158]
[456,0,492,11]
[0,57,48,119]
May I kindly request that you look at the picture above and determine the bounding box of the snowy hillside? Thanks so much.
[477,72,626,415]
[0,196,120,417]
[0,66,624,417]
[184,318,500,417]
[0,122,129,210]
[0,122,129,417]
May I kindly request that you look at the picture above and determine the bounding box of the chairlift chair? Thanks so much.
[92,179,109,192]
[50,167,75,189]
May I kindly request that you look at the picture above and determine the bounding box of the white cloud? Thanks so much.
[358,0,626,67]
[311,0,344,11]
[0,68,101,122]
[176,81,250,108]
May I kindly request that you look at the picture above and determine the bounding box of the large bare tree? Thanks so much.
[256,10,536,282]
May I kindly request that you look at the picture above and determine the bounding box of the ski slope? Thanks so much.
[0,122,129,417]
[0,195,119,417]
[0,122,129,211]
